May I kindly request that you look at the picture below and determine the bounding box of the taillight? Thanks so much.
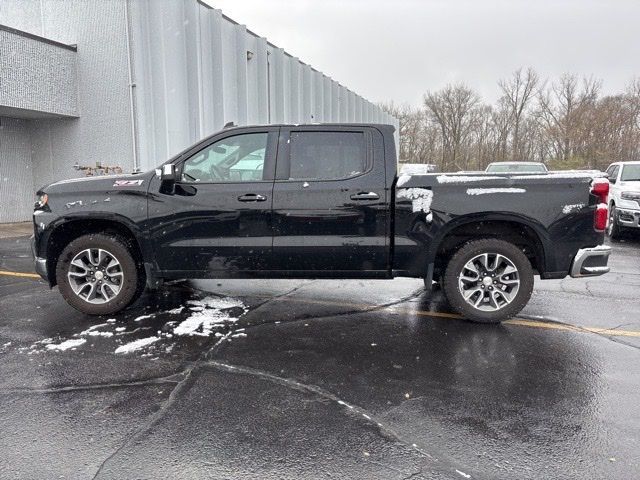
[591,178,609,232]
[592,178,609,204]
[594,204,608,231]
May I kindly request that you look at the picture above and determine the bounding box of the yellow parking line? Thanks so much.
[264,295,640,338]
[2,271,639,338]
[0,270,41,279]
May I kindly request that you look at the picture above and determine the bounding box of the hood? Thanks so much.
[618,180,640,191]
[39,171,155,195]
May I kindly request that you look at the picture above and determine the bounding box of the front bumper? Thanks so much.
[616,207,640,228]
[30,235,48,281]
[570,246,611,278]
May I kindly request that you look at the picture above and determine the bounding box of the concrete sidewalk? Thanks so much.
[0,222,32,239]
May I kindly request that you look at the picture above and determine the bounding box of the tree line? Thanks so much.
[382,68,640,172]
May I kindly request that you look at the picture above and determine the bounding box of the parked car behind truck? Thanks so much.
[32,124,611,323]
[605,161,640,239]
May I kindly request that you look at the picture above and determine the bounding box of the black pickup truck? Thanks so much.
[32,124,611,323]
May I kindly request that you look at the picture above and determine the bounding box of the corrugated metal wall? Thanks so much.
[0,117,34,222]
[0,0,399,222]
[129,0,399,170]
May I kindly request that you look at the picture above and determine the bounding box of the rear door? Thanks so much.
[270,126,389,274]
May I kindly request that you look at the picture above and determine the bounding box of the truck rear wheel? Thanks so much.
[443,239,534,323]
[56,233,143,316]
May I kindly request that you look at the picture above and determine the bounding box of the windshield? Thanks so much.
[621,164,640,181]
[486,163,547,173]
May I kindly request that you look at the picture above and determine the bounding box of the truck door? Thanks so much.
[270,126,389,274]
[148,128,278,274]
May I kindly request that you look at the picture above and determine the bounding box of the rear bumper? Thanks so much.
[570,246,611,278]
[30,235,48,281]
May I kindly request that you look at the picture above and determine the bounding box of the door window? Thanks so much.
[288,131,367,180]
[181,133,268,183]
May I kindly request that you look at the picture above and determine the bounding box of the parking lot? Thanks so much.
[1,229,639,479]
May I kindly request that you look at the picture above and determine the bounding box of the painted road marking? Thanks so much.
[258,295,640,338]
[2,269,639,338]
[0,270,41,279]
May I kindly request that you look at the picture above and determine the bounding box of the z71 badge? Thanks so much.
[113,180,144,187]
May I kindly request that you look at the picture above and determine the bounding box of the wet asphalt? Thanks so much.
[1,234,639,479]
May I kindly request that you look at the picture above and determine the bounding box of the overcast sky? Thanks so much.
[206,0,640,106]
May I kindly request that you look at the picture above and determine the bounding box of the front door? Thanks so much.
[148,128,278,275]
[270,127,389,274]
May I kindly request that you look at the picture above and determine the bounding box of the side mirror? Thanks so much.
[161,164,176,181]
[157,164,177,194]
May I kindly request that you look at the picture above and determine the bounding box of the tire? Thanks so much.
[607,204,622,241]
[443,239,534,323]
[56,233,144,316]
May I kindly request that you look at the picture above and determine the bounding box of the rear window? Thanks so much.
[486,163,547,173]
[288,131,367,180]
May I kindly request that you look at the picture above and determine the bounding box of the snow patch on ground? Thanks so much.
[174,297,247,336]
[79,323,114,337]
[46,338,86,351]
[562,203,585,214]
[166,306,185,314]
[115,337,159,354]
[466,187,526,196]
[23,295,248,356]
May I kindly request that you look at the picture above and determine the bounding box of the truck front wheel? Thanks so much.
[443,239,534,323]
[56,234,143,316]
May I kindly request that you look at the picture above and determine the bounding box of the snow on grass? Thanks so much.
[466,187,526,196]
[46,338,86,351]
[134,314,155,322]
[115,336,160,354]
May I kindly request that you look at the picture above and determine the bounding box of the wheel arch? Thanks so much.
[428,213,550,278]
[45,216,146,287]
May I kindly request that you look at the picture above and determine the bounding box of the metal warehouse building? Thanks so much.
[0,0,398,223]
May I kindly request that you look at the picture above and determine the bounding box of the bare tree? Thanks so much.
[424,84,480,171]
[380,102,440,164]
[498,68,540,160]
[537,74,602,163]
[381,71,640,172]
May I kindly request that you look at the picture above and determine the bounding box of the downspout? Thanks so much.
[124,0,140,172]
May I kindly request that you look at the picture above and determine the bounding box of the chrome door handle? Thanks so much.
[350,192,379,201]
[238,194,267,202]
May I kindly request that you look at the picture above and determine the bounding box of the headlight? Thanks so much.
[621,191,640,202]
[34,193,48,210]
